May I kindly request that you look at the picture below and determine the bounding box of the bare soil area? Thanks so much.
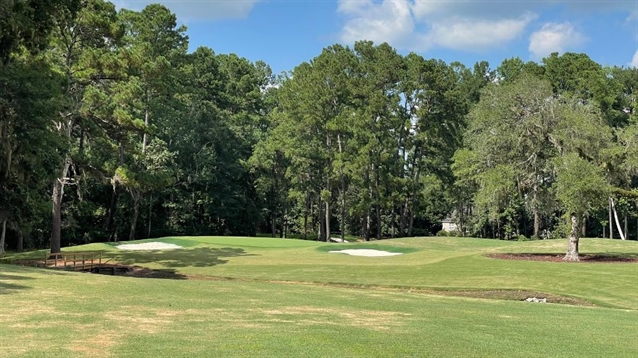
[487,253,638,263]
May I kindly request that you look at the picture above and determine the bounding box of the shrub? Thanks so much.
[437,230,460,237]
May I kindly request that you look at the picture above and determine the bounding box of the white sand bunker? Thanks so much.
[116,242,182,251]
[329,249,402,257]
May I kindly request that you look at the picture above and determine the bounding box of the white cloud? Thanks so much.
[631,49,638,68]
[337,0,370,15]
[113,0,261,21]
[528,22,586,59]
[340,0,415,47]
[337,0,635,54]
[411,0,442,18]
[411,0,537,20]
[424,14,536,51]
[338,0,535,52]
[411,0,635,18]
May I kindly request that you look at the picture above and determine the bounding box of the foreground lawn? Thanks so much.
[1,264,637,357]
[2,236,637,356]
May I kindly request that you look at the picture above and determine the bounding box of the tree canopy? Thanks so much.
[1,0,637,260]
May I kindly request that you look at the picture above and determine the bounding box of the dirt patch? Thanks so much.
[83,264,187,279]
[70,332,120,358]
[260,306,408,331]
[104,313,172,334]
[439,289,592,306]
[487,253,638,263]
[124,266,187,279]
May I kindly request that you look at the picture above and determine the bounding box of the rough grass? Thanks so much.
[1,236,637,356]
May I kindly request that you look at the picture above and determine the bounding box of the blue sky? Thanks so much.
[115,1,638,75]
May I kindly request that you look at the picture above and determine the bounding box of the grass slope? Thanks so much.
[1,264,637,357]
[64,236,638,309]
[1,236,637,356]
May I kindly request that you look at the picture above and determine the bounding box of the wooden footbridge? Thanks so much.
[3,251,131,275]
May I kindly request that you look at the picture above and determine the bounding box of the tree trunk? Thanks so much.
[374,163,381,240]
[610,197,625,240]
[109,144,125,241]
[142,95,150,153]
[399,196,408,237]
[51,178,63,254]
[325,132,331,243]
[271,211,276,238]
[319,196,325,241]
[391,206,396,238]
[365,167,372,241]
[147,194,153,238]
[532,184,540,238]
[408,165,422,237]
[337,132,346,242]
[106,187,120,241]
[609,198,613,239]
[365,210,371,241]
[17,228,23,252]
[128,190,141,241]
[311,194,317,238]
[375,203,381,239]
[303,193,309,240]
[0,219,6,255]
[51,157,71,254]
[281,199,287,238]
[361,217,366,241]
[624,213,628,240]
[284,200,288,239]
[563,215,580,261]
[340,190,345,242]
[325,195,330,243]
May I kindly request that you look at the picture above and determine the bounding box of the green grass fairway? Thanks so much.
[2,236,637,357]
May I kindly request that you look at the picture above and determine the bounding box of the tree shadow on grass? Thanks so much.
[124,267,189,280]
[0,281,31,294]
[0,273,37,281]
[0,272,35,294]
[109,247,255,268]
[88,264,190,280]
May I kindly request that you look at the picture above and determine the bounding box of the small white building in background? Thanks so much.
[441,218,457,232]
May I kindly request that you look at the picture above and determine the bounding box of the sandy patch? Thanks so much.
[260,306,409,331]
[70,331,120,358]
[116,242,182,251]
[329,249,402,257]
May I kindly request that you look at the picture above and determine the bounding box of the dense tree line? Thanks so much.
[1,1,637,260]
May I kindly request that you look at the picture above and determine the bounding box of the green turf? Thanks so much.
[1,236,637,357]
[76,236,638,309]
